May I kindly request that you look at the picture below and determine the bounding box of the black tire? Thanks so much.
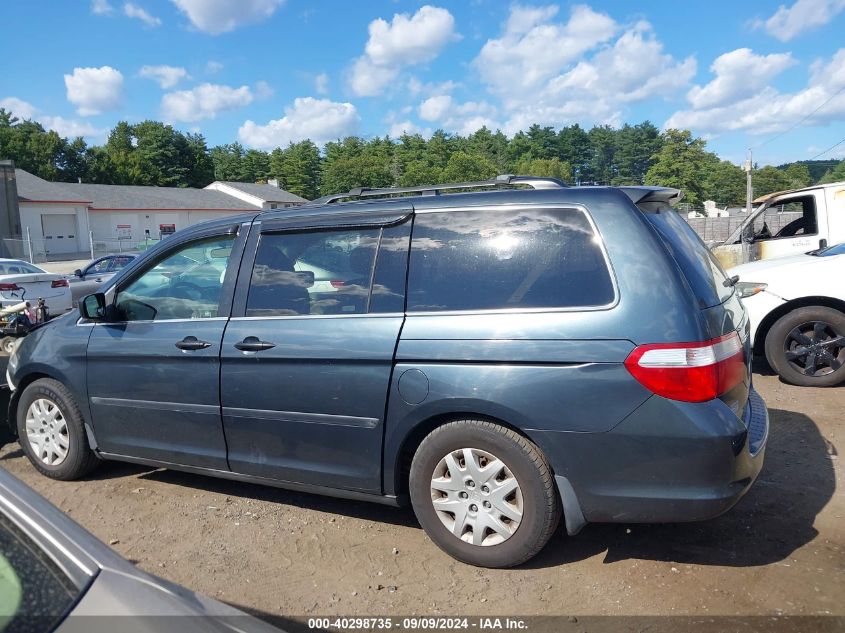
[764,306,845,387]
[16,378,100,480]
[409,419,560,568]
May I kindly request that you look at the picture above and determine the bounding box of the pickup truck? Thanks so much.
[713,180,845,268]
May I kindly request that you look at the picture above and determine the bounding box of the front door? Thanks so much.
[220,219,411,493]
[87,231,241,469]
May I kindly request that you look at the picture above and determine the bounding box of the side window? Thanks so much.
[114,235,235,322]
[750,195,818,241]
[247,228,380,317]
[407,208,614,312]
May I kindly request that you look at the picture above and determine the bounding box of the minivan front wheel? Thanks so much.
[17,378,100,480]
[409,420,560,567]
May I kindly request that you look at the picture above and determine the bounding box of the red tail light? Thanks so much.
[0,283,21,291]
[51,279,69,288]
[624,331,746,403]
[330,280,345,288]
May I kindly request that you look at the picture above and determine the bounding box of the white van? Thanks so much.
[713,181,845,268]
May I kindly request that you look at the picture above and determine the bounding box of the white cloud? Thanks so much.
[418,95,453,122]
[314,73,329,95]
[238,97,360,149]
[407,77,459,97]
[139,65,189,88]
[474,4,617,101]
[38,116,109,142]
[170,0,284,35]
[665,48,845,135]
[349,56,399,97]
[0,97,37,120]
[686,49,795,110]
[64,66,124,116]
[470,7,693,134]
[349,5,459,97]
[417,94,500,135]
[254,80,274,100]
[124,2,161,27]
[161,83,254,122]
[91,0,114,15]
[205,60,224,74]
[757,0,845,42]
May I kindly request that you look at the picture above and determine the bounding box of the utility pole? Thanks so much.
[744,150,753,214]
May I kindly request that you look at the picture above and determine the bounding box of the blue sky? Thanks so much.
[2,0,845,166]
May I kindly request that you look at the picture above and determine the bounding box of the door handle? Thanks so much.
[234,336,276,352]
[175,336,212,351]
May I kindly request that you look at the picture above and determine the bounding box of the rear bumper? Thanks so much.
[536,386,769,531]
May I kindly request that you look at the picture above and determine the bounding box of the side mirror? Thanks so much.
[80,293,107,321]
[73,269,83,278]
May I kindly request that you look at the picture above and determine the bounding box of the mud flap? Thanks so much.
[0,385,15,449]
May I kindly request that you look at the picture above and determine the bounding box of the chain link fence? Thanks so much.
[1,233,162,265]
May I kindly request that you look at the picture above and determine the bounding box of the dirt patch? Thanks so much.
[1,373,843,620]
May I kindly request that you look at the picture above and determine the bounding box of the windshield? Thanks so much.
[0,513,80,632]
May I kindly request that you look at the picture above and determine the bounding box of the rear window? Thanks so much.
[407,208,615,312]
[644,207,733,308]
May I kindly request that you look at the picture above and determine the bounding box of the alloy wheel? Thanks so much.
[784,320,845,377]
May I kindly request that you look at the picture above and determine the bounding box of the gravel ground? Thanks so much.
[1,370,842,623]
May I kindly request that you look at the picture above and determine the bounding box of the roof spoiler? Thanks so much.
[619,186,683,206]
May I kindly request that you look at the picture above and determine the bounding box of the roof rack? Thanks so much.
[313,174,568,205]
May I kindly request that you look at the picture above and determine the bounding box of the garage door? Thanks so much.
[41,214,78,254]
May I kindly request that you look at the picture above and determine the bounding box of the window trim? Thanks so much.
[405,203,619,316]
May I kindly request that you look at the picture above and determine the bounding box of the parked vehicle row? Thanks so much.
[2,175,768,568]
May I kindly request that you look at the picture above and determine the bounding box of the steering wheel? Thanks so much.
[774,217,808,238]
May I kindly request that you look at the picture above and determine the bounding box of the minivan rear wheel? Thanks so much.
[17,378,100,480]
[765,306,845,387]
[409,420,560,567]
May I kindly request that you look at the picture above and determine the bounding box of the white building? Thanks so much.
[11,169,307,260]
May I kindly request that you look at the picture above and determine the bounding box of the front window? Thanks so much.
[742,195,818,243]
[114,235,235,321]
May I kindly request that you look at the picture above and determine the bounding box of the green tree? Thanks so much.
[557,124,592,182]
[782,163,813,189]
[753,165,792,198]
[701,159,746,206]
[441,151,497,182]
[588,125,617,184]
[269,140,321,199]
[512,157,572,181]
[818,159,845,184]
[613,122,662,185]
[645,129,712,206]
[399,160,443,186]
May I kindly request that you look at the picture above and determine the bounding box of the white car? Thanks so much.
[0,259,72,316]
[728,243,845,386]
